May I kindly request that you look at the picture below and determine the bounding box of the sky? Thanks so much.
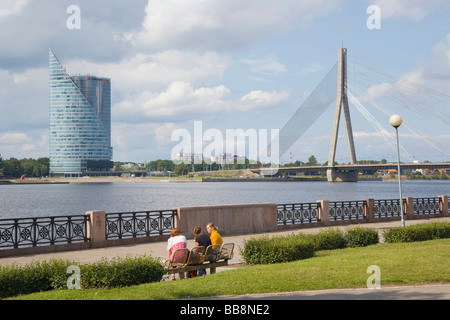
[0,0,449,165]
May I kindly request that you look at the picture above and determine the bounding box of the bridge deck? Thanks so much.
[252,163,450,174]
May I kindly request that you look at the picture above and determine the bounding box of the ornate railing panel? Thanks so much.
[105,210,177,240]
[413,197,440,215]
[0,215,89,249]
[277,203,320,225]
[329,200,366,221]
[374,199,405,218]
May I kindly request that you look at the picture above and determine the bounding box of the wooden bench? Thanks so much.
[162,243,235,280]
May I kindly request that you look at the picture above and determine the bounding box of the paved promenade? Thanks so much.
[1,217,449,269]
[205,284,450,300]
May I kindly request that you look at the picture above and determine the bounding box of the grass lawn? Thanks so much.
[8,239,450,300]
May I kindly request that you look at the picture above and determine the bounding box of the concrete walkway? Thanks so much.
[203,284,450,300]
[1,217,449,268]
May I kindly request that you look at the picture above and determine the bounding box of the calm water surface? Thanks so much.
[0,180,449,219]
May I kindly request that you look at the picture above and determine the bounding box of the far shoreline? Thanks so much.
[2,176,447,185]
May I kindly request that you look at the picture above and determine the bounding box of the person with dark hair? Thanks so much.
[192,226,211,276]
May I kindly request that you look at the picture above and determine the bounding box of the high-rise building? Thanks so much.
[49,49,113,177]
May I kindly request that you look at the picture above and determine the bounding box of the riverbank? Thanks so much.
[1,176,383,184]
[0,179,69,185]
[2,175,447,184]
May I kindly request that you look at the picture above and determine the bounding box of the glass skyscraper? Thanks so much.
[49,49,113,177]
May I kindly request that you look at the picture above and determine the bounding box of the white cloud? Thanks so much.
[0,67,48,131]
[370,0,449,21]
[0,132,30,144]
[66,51,231,93]
[0,130,48,159]
[114,81,290,122]
[0,0,28,21]
[0,0,147,68]
[133,0,343,51]
[421,33,450,84]
[239,90,290,111]
[300,63,325,75]
[241,55,287,77]
[112,122,180,161]
[114,81,232,121]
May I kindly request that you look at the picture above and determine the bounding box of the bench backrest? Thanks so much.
[170,248,189,268]
[203,244,221,263]
[219,243,234,261]
[186,246,205,265]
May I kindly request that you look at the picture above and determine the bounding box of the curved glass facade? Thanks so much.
[49,49,113,177]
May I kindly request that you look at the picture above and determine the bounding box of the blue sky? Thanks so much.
[0,0,449,164]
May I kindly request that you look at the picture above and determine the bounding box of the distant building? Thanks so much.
[215,153,246,165]
[172,153,204,164]
[49,49,113,177]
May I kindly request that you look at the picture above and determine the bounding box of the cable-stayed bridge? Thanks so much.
[253,48,450,182]
[257,162,449,177]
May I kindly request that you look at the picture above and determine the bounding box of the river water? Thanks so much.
[0,180,448,219]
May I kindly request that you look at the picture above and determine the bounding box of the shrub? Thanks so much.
[0,259,74,299]
[240,234,315,265]
[80,255,164,289]
[344,226,379,247]
[309,228,347,251]
[240,226,381,265]
[0,254,164,299]
[383,222,450,243]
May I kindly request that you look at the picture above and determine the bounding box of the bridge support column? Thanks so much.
[327,167,358,182]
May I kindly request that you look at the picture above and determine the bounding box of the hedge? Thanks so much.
[240,226,380,265]
[345,226,379,248]
[383,222,450,243]
[0,254,164,299]
[239,234,315,265]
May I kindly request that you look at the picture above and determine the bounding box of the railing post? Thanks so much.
[86,211,107,248]
[403,197,414,219]
[363,198,374,220]
[317,200,329,223]
[438,195,449,215]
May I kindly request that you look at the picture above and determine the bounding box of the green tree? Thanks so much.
[114,162,124,172]
[0,154,3,178]
[174,163,189,176]
[156,160,164,171]
[2,158,24,178]
[306,155,318,166]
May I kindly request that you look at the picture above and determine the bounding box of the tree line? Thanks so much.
[0,155,50,178]
[115,158,270,176]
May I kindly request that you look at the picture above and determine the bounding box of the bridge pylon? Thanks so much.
[327,48,358,182]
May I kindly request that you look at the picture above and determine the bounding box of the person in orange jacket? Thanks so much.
[206,222,223,245]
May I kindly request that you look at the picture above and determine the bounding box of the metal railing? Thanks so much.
[1,195,447,251]
[0,215,90,249]
[277,196,447,226]
[374,199,405,218]
[329,200,366,221]
[105,210,177,240]
[277,203,320,225]
[413,197,440,215]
